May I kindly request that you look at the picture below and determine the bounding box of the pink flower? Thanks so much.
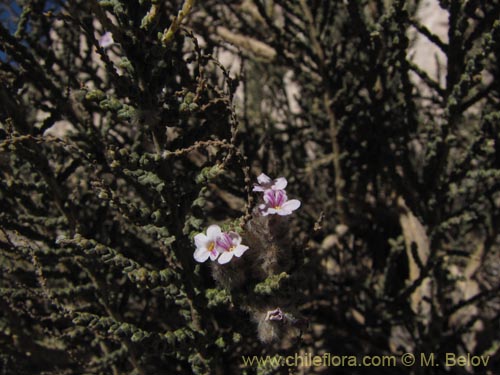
[98,32,114,49]
[265,308,284,321]
[259,189,301,216]
[193,225,222,262]
[216,232,249,264]
[252,173,288,192]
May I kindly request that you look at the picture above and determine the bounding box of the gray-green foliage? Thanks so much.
[1,0,500,374]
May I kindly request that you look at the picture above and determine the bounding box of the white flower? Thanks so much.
[252,173,288,192]
[216,231,249,264]
[193,225,222,263]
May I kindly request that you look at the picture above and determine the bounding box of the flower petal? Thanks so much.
[276,190,287,206]
[282,199,301,212]
[209,250,219,261]
[216,232,233,252]
[257,173,271,184]
[228,231,242,246]
[217,251,234,264]
[273,177,287,190]
[194,233,208,248]
[265,208,278,216]
[233,245,249,257]
[252,185,265,192]
[263,190,275,206]
[193,247,210,262]
[206,224,222,240]
[260,205,274,216]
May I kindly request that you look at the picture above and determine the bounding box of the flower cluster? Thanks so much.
[193,173,300,264]
[193,224,249,264]
[253,173,301,216]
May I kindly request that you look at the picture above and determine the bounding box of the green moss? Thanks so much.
[254,272,290,295]
[205,288,231,307]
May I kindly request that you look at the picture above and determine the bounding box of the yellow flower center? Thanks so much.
[208,241,215,252]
